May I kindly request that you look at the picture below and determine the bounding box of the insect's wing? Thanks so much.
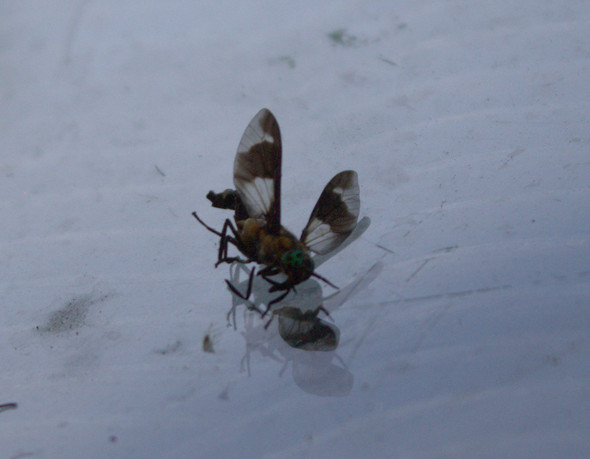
[301,170,360,255]
[233,108,282,234]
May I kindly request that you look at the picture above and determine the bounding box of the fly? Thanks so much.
[193,108,360,312]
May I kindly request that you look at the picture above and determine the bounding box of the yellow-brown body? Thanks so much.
[237,217,313,285]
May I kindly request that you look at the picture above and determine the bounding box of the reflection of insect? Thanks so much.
[273,306,339,352]
[193,108,360,310]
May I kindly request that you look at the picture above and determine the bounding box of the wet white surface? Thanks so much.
[2,1,590,457]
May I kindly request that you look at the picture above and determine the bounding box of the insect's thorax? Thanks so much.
[237,218,314,285]
[238,218,303,265]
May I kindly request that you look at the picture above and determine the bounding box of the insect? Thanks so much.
[192,108,360,312]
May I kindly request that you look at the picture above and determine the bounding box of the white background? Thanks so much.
[2,1,589,457]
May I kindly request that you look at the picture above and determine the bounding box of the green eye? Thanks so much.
[282,250,305,268]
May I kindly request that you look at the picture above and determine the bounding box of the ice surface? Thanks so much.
[2,1,589,457]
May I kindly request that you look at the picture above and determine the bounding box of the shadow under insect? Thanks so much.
[192,108,361,316]
[231,260,382,397]
[236,303,353,396]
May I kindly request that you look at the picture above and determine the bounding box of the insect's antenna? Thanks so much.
[311,272,339,290]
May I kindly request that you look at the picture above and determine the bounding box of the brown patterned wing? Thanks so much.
[300,170,360,255]
[233,108,282,234]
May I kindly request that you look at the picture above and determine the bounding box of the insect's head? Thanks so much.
[281,249,314,284]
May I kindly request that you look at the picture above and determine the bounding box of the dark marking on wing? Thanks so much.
[301,170,360,254]
[233,108,282,233]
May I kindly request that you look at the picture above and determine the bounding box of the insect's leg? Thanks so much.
[215,219,251,266]
[217,253,251,266]
[243,266,256,299]
[224,265,257,323]
[192,212,245,264]
[226,302,238,329]
[262,288,291,317]
[225,266,256,301]
[216,226,242,266]
[216,218,237,263]
[240,348,252,377]
[192,211,223,237]
[264,314,275,330]
[257,266,280,277]
[225,279,248,299]
[217,231,228,264]
[311,271,339,290]
[260,272,284,287]
[267,278,295,292]
[314,305,333,320]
